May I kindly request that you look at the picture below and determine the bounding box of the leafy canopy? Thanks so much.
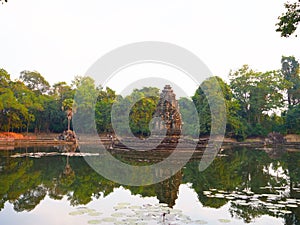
[276,0,300,37]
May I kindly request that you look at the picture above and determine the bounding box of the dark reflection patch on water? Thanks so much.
[0,146,299,224]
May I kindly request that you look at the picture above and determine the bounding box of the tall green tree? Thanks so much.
[230,65,288,136]
[192,76,244,139]
[19,71,50,95]
[18,71,53,133]
[281,56,300,107]
[129,90,159,137]
[0,69,28,132]
[110,87,160,137]
[73,76,99,133]
[11,81,43,133]
[0,88,28,132]
[39,96,64,133]
[128,87,159,137]
[52,81,74,105]
[95,87,116,133]
[281,56,300,134]
[276,0,300,37]
[178,97,199,137]
[192,80,213,136]
[284,104,300,134]
[47,82,75,132]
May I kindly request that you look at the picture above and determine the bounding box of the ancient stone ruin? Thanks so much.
[153,85,182,138]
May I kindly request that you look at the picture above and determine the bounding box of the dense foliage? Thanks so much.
[0,55,300,140]
[276,0,300,37]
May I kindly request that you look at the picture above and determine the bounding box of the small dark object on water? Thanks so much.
[265,132,286,145]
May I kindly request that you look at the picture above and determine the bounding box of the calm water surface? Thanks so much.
[0,146,299,225]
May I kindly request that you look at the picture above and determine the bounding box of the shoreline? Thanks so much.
[0,132,300,151]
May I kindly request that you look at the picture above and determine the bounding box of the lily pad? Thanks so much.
[102,217,117,222]
[279,210,292,214]
[215,194,225,198]
[266,205,276,209]
[88,212,103,216]
[274,204,285,208]
[117,202,131,206]
[111,212,126,217]
[87,220,102,224]
[69,211,86,216]
[218,219,231,223]
[159,203,168,207]
[129,205,142,210]
[114,205,127,210]
[286,204,298,208]
[121,218,140,224]
[226,196,235,200]
[77,208,96,214]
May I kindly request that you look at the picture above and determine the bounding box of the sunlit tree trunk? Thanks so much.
[67,110,73,131]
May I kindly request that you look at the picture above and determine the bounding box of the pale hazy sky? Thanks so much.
[0,0,299,96]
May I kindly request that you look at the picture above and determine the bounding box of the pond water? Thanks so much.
[0,146,299,225]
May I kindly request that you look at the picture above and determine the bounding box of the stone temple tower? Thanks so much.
[153,85,182,137]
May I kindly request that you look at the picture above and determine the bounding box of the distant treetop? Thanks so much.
[276,0,300,37]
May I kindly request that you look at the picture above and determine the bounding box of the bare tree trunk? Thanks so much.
[68,118,70,131]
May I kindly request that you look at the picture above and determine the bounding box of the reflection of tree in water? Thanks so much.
[0,147,300,223]
[282,151,300,224]
[183,148,300,223]
[0,158,45,212]
[59,156,75,188]
[65,157,117,206]
[285,208,300,225]
[0,155,118,211]
[13,186,47,212]
[229,202,270,223]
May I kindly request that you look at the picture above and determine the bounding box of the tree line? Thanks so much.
[0,55,300,140]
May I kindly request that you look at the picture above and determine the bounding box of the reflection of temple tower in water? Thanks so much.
[153,85,182,137]
[155,170,183,208]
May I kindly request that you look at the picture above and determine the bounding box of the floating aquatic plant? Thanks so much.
[69,211,86,216]
[68,203,215,224]
[111,212,127,217]
[87,220,102,224]
[114,205,128,210]
[218,218,231,223]
[102,217,117,222]
[117,202,131,206]
[88,212,103,216]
